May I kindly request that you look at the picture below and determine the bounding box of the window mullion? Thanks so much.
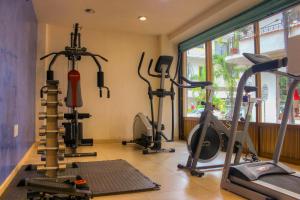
[254,21,262,123]
[205,41,212,102]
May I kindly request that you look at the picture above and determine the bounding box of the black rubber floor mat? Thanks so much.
[0,159,159,199]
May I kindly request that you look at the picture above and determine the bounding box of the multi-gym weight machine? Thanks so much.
[40,23,110,157]
[16,23,110,199]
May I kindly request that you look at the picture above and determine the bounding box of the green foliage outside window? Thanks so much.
[213,54,247,117]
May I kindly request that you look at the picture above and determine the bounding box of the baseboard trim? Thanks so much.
[0,142,36,196]
[93,139,180,144]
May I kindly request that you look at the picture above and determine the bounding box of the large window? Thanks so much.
[212,25,255,120]
[183,3,300,124]
[185,45,206,117]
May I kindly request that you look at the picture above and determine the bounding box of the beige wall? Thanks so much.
[36,24,179,141]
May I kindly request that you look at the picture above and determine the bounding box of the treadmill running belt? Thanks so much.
[260,174,300,194]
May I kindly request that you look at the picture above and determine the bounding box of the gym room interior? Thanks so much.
[1,0,300,199]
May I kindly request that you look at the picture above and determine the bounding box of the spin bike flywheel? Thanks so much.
[187,123,221,162]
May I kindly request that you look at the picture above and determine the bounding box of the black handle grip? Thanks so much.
[97,71,104,88]
[73,23,79,48]
[107,90,110,98]
[47,70,54,80]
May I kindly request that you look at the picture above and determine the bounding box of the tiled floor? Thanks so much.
[24,141,300,200]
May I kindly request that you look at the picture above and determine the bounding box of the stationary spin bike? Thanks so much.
[172,77,259,177]
[122,52,176,154]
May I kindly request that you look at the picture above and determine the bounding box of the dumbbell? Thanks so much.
[41,153,64,161]
[39,126,65,136]
[39,112,64,120]
[41,99,63,106]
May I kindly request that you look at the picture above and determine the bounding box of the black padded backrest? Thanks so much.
[243,53,272,64]
[154,56,173,74]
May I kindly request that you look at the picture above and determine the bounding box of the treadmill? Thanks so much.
[221,53,300,200]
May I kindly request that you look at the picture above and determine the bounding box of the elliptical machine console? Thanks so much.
[122,52,176,154]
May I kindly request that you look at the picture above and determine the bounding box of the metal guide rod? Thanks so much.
[156,65,167,133]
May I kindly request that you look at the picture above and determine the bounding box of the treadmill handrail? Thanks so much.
[221,54,287,188]
[251,57,287,73]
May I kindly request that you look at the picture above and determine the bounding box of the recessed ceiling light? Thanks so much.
[85,8,95,14]
[138,16,147,21]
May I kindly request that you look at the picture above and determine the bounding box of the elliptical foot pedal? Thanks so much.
[169,148,175,153]
[190,170,204,177]
[177,164,185,169]
[142,149,149,154]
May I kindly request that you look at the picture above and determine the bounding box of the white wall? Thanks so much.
[36,24,174,141]
[158,35,179,140]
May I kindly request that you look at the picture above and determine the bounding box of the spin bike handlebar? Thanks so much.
[170,77,212,89]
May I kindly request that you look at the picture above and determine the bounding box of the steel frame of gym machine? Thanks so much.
[40,23,110,157]
[172,77,259,177]
[122,52,176,154]
[221,53,300,200]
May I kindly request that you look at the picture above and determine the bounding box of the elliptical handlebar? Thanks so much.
[147,60,161,78]
[137,52,152,90]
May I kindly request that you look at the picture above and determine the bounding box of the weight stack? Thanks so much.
[38,80,66,178]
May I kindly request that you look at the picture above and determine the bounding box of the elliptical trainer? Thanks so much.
[122,52,176,154]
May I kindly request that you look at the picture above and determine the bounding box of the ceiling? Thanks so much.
[32,0,232,35]
[33,0,262,37]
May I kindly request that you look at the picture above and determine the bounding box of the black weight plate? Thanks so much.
[190,125,221,161]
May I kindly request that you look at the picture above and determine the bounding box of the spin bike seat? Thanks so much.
[181,77,212,88]
[244,86,257,93]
